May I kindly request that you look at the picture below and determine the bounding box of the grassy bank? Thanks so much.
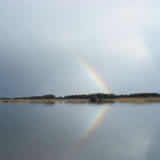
[1,97,160,104]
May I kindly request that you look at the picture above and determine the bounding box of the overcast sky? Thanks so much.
[0,0,160,97]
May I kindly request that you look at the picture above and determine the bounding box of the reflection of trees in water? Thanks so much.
[29,101,55,107]
[43,102,55,107]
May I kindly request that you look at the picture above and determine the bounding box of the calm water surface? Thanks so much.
[0,102,160,160]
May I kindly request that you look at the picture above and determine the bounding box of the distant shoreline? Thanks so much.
[1,93,160,104]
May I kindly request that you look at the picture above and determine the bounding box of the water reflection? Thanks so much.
[63,103,160,160]
[0,103,160,160]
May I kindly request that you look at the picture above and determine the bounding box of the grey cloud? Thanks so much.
[0,0,160,97]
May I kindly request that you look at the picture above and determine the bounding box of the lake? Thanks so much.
[1,102,160,160]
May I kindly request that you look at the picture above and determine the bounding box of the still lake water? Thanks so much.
[1,102,160,160]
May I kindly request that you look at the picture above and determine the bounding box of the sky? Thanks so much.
[0,0,160,97]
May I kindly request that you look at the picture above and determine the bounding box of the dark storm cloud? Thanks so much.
[0,44,84,97]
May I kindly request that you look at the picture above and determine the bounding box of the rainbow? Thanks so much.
[77,56,112,138]
[83,105,111,138]
[78,56,111,93]
[62,56,112,159]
